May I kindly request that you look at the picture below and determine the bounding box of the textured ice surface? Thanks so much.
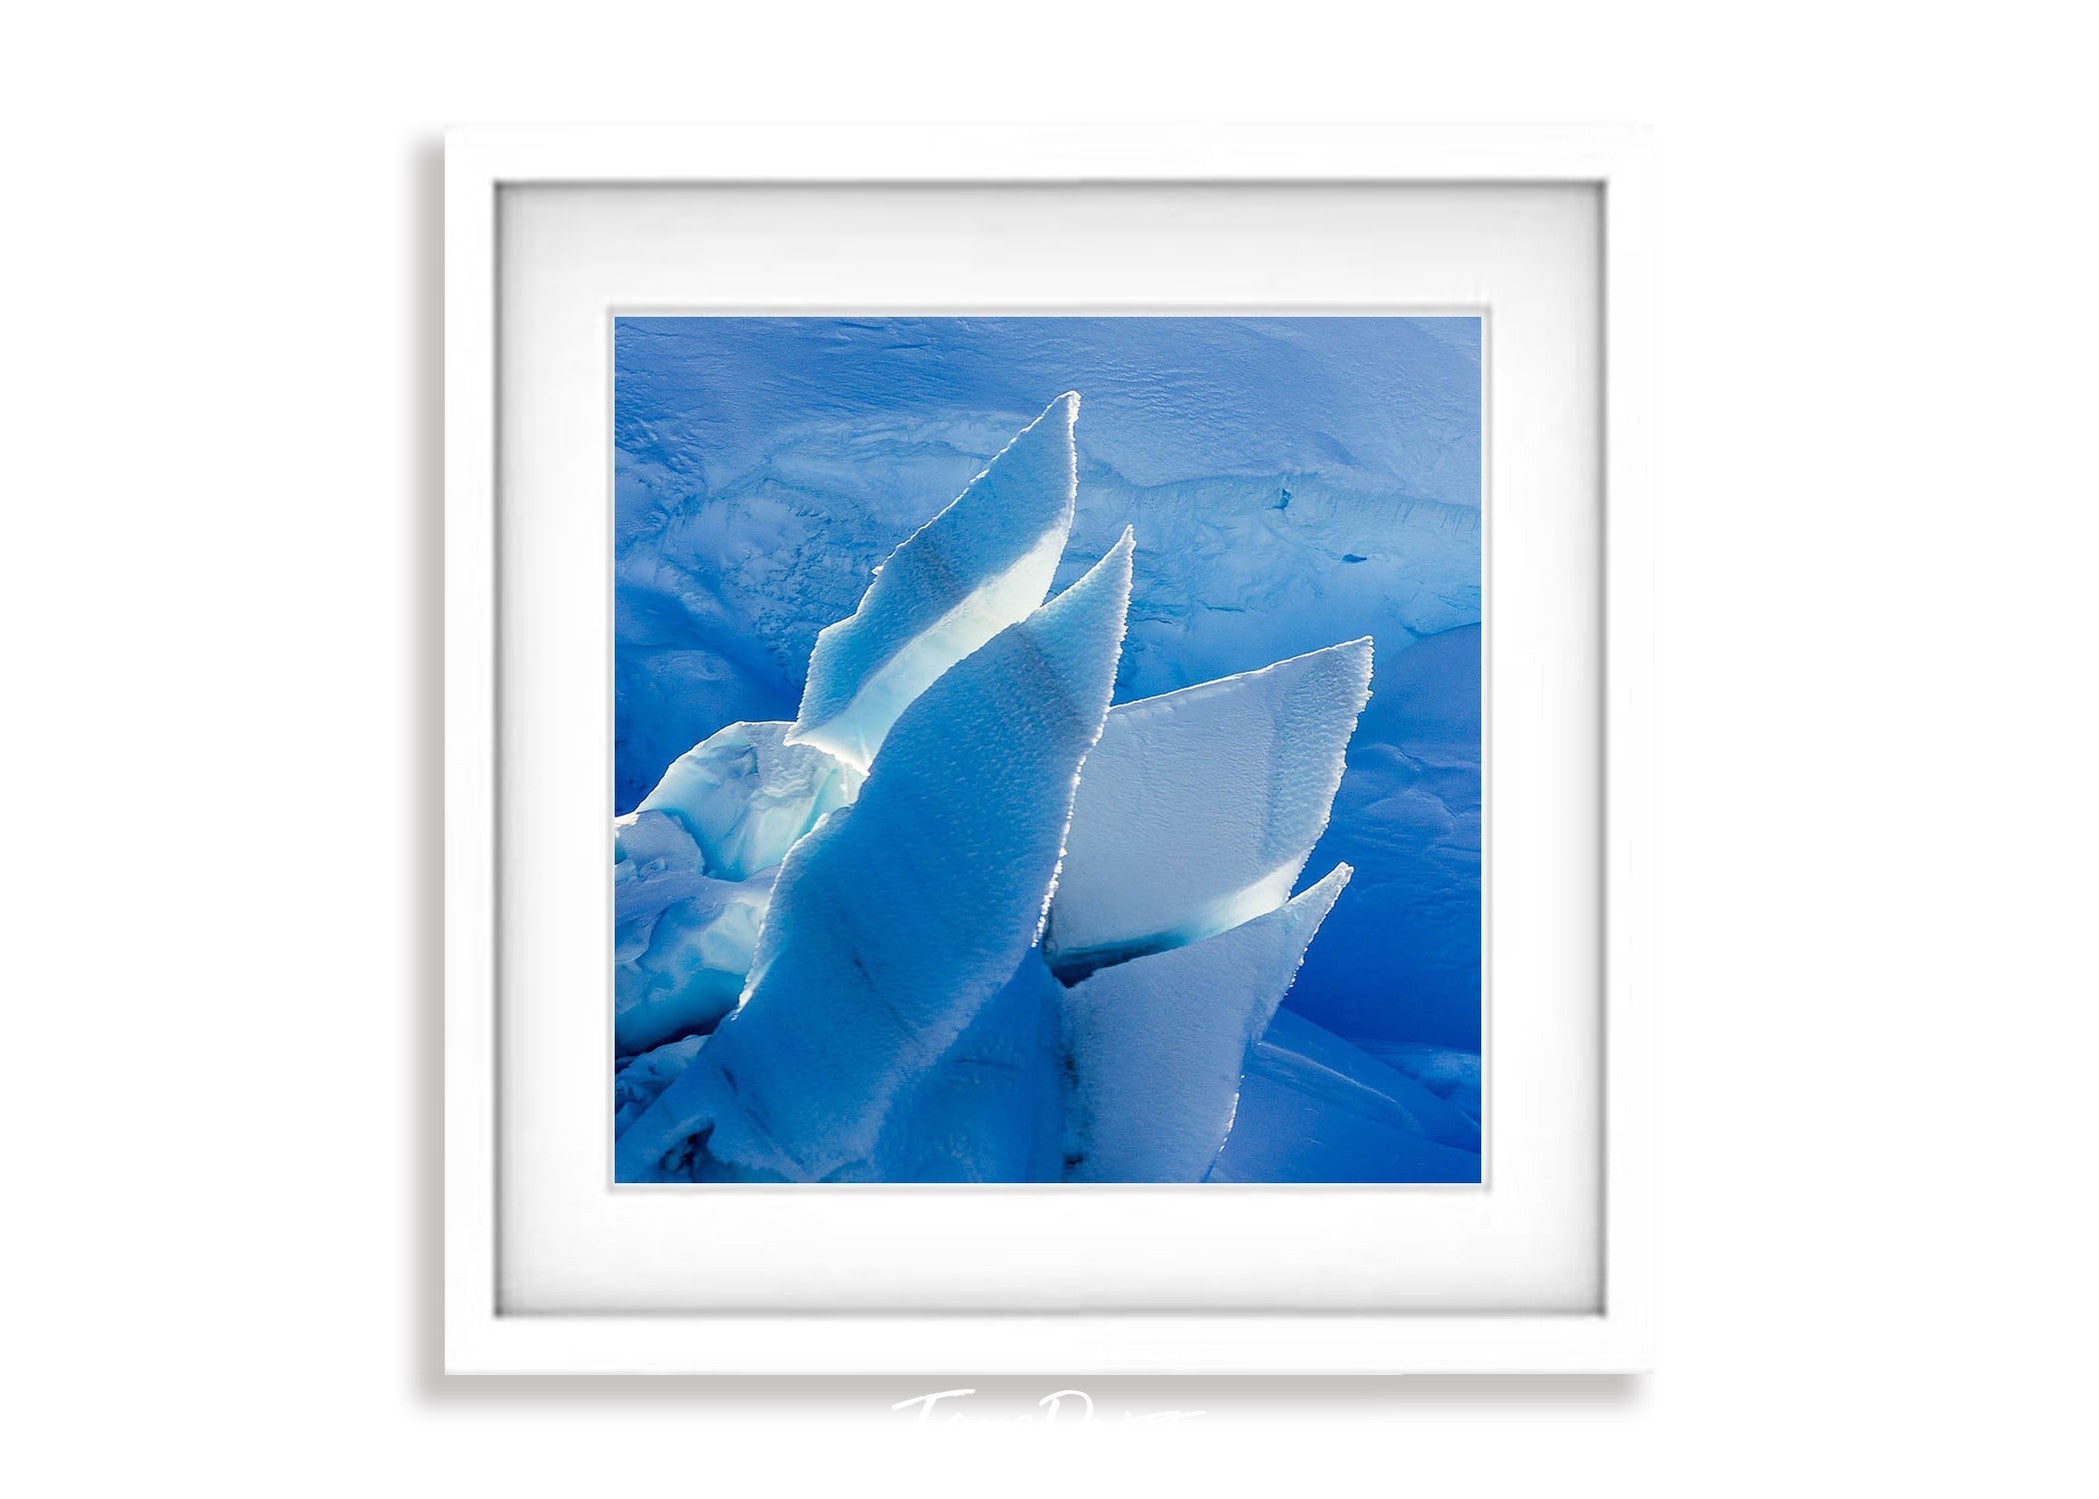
[610,325,1486,1179]
[613,320,1479,813]
[1359,1040,1483,1124]
[1252,1009,1475,1148]
[616,646,795,818]
[612,807,771,1056]
[612,807,709,928]
[614,721,859,1057]
[1062,864,1351,1182]
[638,720,861,881]
[1208,1009,1482,1183]
[855,950,1069,1183]
[1285,622,1481,1048]
[614,319,1478,540]
[787,393,1078,768]
[613,1035,707,1134]
[616,534,1133,1182]
[1046,639,1371,979]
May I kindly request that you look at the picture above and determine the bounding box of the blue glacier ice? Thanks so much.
[638,720,861,881]
[612,327,1484,1182]
[612,320,1481,1062]
[787,393,1078,769]
[613,319,1479,819]
[616,533,1134,1182]
[613,1035,707,1134]
[613,721,860,1056]
[1207,1008,1481,1183]
[1062,865,1352,1182]
[1045,638,1372,981]
[611,809,771,1055]
[1358,1040,1483,1124]
[858,950,1069,1183]
[1287,621,1481,1049]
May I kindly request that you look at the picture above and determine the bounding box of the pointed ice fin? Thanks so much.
[616,533,1134,1183]
[787,393,1080,770]
[858,950,1069,1182]
[1062,862,1352,1182]
[1045,637,1372,978]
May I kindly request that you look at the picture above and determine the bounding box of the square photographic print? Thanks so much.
[611,316,1482,1184]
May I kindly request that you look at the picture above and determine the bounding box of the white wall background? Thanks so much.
[4,3,2092,1490]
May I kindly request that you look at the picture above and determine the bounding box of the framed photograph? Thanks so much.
[446,125,1651,1374]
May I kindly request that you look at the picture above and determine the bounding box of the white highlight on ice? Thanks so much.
[788,392,1079,770]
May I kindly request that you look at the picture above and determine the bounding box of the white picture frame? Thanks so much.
[445,124,1652,1375]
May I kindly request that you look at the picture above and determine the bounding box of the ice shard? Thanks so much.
[1061,862,1352,1182]
[638,720,862,881]
[616,532,1135,1183]
[854,950,1069,1183]
[786,393,1080,769]
[1207,1009,1482,1183]
[1044,638,1372,981]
